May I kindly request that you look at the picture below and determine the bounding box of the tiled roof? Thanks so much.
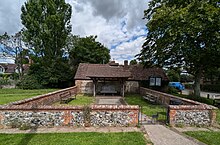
[0,63,30,74]
[74,63,131,79]
[128,65,169,81]
[74,63,169,81]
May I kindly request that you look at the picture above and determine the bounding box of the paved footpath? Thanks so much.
[0,127,140,134]
[143,125,199,145]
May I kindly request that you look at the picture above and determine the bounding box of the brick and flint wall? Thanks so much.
[0,86,139,128]
[0,105,139,128]
[140,87,217,126]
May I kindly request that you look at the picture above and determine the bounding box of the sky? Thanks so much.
[0,0,149,64]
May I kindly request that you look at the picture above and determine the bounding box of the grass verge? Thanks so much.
[0,89,58,105]
[0,132,148,145]
[184,131,220,145]
[54,94,95,106]
[125,94,167,121]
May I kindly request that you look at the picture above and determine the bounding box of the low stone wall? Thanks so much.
[0,105,139,128]
[169,105,216,126]
[140,87,217,126]
[9,86,77,106]
[140,87,201,106]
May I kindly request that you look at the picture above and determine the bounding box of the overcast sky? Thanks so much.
[0,0,149,64]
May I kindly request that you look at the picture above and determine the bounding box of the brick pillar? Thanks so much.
[169,109,176,126]
[63,110,72,126]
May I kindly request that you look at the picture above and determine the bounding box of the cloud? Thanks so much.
[0,0,150,63]
[0,0,26,35]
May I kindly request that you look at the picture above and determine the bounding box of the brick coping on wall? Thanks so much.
[140,87,217,109]
[8,86,77,106]
[169,104,216,110]
[0,105,139,111]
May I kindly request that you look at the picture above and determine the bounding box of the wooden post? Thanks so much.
[122,80,125,97]
[93,79,97,97]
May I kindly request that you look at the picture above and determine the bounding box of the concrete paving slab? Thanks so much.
[98,98,122,105]
[144,125,199,145]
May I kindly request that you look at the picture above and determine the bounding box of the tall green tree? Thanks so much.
[20,0,73,88]
[137,0,220,96]
[21,0,72,61]
[68,35,110,70]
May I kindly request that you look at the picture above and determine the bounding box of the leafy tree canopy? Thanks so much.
[130,59,138,65]
[137,0,220,96]
[21,0,72,61]
[20,0,73,88]
[68,35,111,67]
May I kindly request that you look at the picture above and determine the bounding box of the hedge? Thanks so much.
[201,84,220,93]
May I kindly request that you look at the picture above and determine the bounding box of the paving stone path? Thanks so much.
[143,125,200,145]
[95,96,126,105]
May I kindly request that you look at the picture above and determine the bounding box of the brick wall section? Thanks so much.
[140,87,217,126]
[9,86,77,106]
[0,105,139,128]
[140,87,202,105]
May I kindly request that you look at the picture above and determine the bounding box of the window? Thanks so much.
[149,77,162,86]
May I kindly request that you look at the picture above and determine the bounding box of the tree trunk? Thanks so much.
[194,69,202,97]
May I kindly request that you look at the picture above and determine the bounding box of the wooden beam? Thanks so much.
[93,79,97,97]
[122,83,124,97]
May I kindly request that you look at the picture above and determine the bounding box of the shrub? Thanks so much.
[184,83,193,89]
[167,86,179,94]
[201,84,220,93]
[176,94,214,105]
[17,75,43,89]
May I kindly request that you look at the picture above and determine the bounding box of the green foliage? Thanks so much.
[180,74,194,83]
[26,58,74,88]
[201,84,220,93]
[166,86,179,94]
[0,88,57,105]
[20,0,73,88]
[175,94,213,105]
[167,69,180,82]
[17,75,43,89]
[184,83,193,89]
[68,35,110,67]
[185,131,220,145]
[21,0,72,60]
[138,0,220,96]
[66,35,110,81]
[130,59,138,65]
[203,67,220,84]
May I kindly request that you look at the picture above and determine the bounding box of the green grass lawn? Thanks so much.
[185,131,220,145]
[125,94,167,121]
[0,132,148,145]
[53,94,95,106]
[0,88,58,105]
